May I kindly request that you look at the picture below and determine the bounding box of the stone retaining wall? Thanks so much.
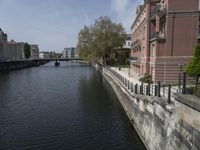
[99,64,200,150]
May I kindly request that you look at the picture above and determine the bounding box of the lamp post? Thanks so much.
[178,64,183,91]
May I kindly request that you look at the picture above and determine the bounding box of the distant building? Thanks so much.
[0,28,8,61]
[39,52,51,59]
[113,34,131,65]
[6,40,24,61]
[123,34,131,49]
[62,47,76,58]
[0,28,40,61]
[30,45,39,59]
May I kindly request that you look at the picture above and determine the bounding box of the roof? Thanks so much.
[8,40,17,44]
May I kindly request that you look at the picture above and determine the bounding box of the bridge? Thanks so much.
[34,58,83,62]
[0,58,83,71]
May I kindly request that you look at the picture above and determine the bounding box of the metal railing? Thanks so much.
[150,32,165,40]
[180,72,200,97]
[104,67,176,103]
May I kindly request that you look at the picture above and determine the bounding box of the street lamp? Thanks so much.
[178,64,183,90]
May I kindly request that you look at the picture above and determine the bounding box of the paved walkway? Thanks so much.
[110,66,179,100]
[110,67,142,85]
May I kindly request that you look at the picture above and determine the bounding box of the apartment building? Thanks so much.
[63,47,76,58]
[30,45,39,59]
[130,0,200,84]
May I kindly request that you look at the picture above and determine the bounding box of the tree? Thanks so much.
[77,16,126,65]
[24,43,31,59]
[186,45,200,77]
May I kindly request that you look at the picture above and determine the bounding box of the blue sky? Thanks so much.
[0,0,142,52]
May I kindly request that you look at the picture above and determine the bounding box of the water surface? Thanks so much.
[0,61,146,150]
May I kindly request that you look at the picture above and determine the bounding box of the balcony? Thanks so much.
[150,32,166,42]
[129,56,140,64]
[131,39,141,49]
[150,3,166,21]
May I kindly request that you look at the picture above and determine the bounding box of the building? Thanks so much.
[114,34,131,65]
[30,45,39,59]
[130,0,199,84]
[123,34,131,49]
[0,28,8,61]
[0,28,40,61]
[62,47,76,58]
[39,52,51,59]
[7,40,24,61]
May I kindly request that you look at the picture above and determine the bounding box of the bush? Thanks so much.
[139,73,153,84]
[186,45,200,77]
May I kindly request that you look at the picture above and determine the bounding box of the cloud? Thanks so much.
[110,0,143,33]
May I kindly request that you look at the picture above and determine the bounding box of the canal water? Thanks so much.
[0,61,146,150]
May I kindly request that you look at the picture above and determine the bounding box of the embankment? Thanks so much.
[95,64,200,150]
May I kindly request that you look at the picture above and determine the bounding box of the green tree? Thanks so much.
[77,16,126,65]
[24,43,31,59]
[186,45,200,76]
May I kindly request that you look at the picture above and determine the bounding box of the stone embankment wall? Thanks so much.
[97,64,200,150]
[0,60,48,71]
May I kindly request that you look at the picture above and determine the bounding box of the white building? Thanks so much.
[123,34,131,49]
[62,47,76,58]
[39,52,51,59]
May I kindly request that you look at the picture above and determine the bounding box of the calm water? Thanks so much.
[0,61,146,150]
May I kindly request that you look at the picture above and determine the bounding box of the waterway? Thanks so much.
[0,61,146,150]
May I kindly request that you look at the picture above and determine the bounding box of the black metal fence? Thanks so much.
[104,67,174,103]
[180,72,200,97]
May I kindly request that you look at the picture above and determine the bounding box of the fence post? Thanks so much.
[154,85,157,96]
[128,80,130,90]
[196,77,199,94]
[140,83,143,95]
[148,83,151,96]
[131,83,134,92]
[182,72,186,94]
[146,85,148,95]
[168,85,171,103]
[178,72,181,90]
[135,84,138,94]
[157,81,161,97]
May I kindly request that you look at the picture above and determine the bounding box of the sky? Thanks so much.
[0,0,142,52]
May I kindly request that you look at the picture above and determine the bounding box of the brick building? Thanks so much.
[130,0,200,84]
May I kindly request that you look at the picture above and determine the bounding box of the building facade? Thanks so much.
[130,0,200,84]
[0,28,8,61]
[30,45,39,59]
[7,40,24,61]
[62,47,76,58]
[39,52,51,59]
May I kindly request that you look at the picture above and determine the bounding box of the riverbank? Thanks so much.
[0,60,48,71]
[95,63,200,150]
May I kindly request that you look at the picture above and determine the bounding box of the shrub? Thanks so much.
[139,73,153,84]
[186,45,200,77]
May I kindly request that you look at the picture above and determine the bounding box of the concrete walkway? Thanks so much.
[110,66,179,100]
[110,67,142,85]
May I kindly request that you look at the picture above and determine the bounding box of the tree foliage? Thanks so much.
[77,16,126,64]
[24,43,31,59]
[186,45,200,77]
[139,73,153,84]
